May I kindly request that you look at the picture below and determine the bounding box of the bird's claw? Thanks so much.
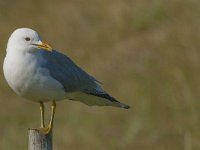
[39,126,52,134]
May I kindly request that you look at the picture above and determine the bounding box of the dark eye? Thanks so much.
[25,37,30,41]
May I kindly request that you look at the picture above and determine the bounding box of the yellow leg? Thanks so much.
[39,101,56,134]
[39,102,45,128]
[48,101,56,129]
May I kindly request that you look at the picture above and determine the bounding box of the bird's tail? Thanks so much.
[112,101,130,109]
[67,91,130,109]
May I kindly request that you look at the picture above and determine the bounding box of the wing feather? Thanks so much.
[40,50,99,92]
[39,50,130,109]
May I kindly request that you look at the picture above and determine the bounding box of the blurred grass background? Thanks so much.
[0,0,200,149]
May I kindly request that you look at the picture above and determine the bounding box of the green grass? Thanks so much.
[0,0,200,149]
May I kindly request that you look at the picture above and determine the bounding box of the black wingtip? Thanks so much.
[120,103,130,109]
[123,105,130,109]
[112,101,130,109]
[83,90,130,109]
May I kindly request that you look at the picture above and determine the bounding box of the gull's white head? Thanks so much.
[6,28,52,53]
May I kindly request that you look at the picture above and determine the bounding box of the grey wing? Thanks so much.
[41,50,130,109]
[41,50,99,92]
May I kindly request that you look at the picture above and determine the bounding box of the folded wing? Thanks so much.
[40,50,130,109]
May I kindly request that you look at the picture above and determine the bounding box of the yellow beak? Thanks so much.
[33,42,52,52]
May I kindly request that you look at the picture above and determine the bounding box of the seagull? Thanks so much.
[3,28,130,133]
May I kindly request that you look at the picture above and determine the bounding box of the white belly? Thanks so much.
[3,52,66,102]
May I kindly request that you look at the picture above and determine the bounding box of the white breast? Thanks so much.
[3,51,67,102]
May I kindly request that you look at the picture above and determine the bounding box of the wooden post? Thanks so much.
[28,129,52,150]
